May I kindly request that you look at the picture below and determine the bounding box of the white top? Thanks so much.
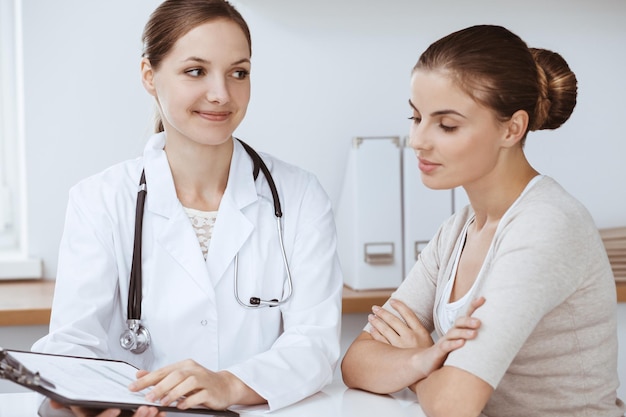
[436,218,473,334]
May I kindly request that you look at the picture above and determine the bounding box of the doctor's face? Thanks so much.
[407,69,508,191]
[141,19,251,148]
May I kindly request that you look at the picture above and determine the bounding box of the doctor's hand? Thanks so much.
[129,359,265,411]
[48,399,164,417]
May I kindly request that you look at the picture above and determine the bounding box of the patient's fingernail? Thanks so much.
[372,306,380,313]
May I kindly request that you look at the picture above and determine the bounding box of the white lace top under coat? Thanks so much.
[183,207,218,260]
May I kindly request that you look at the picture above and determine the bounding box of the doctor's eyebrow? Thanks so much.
[182,56,251,66]
[408,99,467,118]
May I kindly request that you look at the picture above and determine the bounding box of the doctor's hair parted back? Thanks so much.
[141,0,252,132]
[414,25,578,141]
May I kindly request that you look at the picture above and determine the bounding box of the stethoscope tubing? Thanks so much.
[233,216,293,308]
[128,171,147,321]
[121,139,294,353]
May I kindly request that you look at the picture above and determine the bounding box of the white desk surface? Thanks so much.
[0,380,427,417]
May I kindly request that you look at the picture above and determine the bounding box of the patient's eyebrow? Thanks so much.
[408,99,467,118]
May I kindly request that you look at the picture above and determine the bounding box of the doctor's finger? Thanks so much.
[156,373,205,407]
[130,361,186,391]
[179,388,230,411]
[135,369,150,379]
[68,405,120,417]
[143,371,189,405]
[164,372,230,410]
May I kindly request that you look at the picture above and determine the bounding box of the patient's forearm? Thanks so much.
[415,366,493,417]
[341,337,427,394]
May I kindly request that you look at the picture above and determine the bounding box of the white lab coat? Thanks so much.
[32,133,343,410]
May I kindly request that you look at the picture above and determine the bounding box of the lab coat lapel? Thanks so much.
[206,140,258,286]
[143,134,213,295]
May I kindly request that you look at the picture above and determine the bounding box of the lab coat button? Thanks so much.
[200,320,208,326]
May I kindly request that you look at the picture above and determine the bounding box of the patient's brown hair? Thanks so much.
[414,25,577,142]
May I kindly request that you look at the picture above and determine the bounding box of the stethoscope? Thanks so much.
[119,139,294,354]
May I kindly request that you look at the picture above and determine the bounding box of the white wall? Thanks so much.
[20,0,626,277]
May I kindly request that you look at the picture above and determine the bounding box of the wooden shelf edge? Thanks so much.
[0,309,51,327]
[342,286,394,314]
[616,282,626,303]
[0,281,623,327]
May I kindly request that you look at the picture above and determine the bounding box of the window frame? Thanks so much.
[0,0,42,279]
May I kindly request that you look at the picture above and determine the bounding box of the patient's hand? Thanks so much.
[416,297,485,379]
[368,297,485,384]
[368,299,435,349]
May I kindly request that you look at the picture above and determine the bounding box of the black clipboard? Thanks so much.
[0,348,238,416]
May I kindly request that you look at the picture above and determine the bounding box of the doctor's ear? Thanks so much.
[141,58,157,97]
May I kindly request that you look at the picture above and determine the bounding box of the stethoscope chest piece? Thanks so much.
[120,319,150,354]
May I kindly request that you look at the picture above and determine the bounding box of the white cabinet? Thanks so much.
[337,136,471,290]
[336,137,404,290]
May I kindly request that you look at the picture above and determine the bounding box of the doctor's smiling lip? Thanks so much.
[418,157,441,174]
[196,111,231,122]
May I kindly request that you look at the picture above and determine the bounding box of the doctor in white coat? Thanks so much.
[32,1,342,416]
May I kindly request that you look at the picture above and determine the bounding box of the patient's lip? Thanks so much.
[418,157,440,173]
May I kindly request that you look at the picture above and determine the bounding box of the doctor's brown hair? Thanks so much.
[413,25,577,141]
[141,0,252,133]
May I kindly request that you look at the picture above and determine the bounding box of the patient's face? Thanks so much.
[407,69,508,191]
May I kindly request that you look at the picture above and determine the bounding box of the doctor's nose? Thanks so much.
[206,76,230,104]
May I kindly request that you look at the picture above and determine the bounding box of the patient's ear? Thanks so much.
[140,58,156,97]
[502,110,529,148]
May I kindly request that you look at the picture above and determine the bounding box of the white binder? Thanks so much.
[336,136,404,290]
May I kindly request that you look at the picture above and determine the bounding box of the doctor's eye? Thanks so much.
[185,68,205,77]
[232,69,250,80]
[408,116,421,124]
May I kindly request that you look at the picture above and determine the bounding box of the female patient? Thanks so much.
[341,25,624,417]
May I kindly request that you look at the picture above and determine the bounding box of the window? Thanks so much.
[0,0,41,278]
